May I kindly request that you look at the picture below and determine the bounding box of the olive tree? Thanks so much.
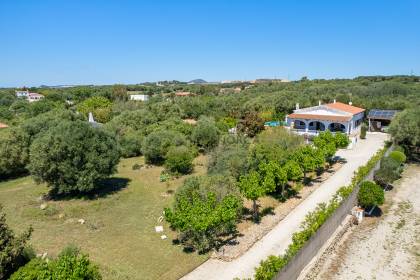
[28,120,120,196]
[191,116,220,151]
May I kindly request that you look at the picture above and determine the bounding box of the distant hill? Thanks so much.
[188,79,207,84]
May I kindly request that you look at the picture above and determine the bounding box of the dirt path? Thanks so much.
[314,164,420,280]
[181,133,388,280]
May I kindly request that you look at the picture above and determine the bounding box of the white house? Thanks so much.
[16,90,44,102]
[130,94,149,101]
[28,93,44,102]
[286,101,365,136]
[16,90,29,98]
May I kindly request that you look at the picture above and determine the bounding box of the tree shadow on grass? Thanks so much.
[172,229,242,255]
[89,177,131,199]
[48,177,130,201]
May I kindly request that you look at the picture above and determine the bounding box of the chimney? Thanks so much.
[349,101,353,106]
[296,103,300,110]
[318,100,321,106]
[333,99,336,103]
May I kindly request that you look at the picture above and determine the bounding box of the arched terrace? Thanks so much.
[308,121,326,131]
[328,122,346,132]
[292,120,306,130]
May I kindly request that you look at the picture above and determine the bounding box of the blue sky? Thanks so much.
[1,0,419,87]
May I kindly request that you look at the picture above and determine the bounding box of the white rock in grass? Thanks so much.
[40,203,48,210]
[78,219,85,225]
[155,226,163,232]
[161,235,167,240]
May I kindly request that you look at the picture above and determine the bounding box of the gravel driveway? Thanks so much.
[181,133,388,280]
[315,164,420,280]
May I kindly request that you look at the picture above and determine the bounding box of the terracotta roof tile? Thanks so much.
[287,113,352,122]
[325,102,365,114]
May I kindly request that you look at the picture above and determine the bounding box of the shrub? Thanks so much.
[237,111,265,137]
[191,116,220,151]
[334,132,350,148]
[0,205,33,279]
[10,248,102,280]
[389,108,420,150]
[360,123,367,139]
[208,134,250,179]
[358,181,384,209]
[374,156,403,187]
[389,150,406,164]
[164,145,195,174]
[165,176,242,252]
[28,120,120,196]
[141,130,187,164]
[0,129,29,179]
[119,130,143,158]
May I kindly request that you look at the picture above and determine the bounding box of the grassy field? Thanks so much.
[0,156,209,280]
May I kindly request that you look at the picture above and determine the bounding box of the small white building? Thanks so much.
[286,101,365,136]
[129,94,149,101]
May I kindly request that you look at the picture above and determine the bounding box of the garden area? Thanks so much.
[0,155,209,280]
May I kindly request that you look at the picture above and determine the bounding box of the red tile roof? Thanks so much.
[287,113,352,122]
[325,102,365,114]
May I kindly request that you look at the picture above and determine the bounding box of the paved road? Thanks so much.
[181,133,388,280]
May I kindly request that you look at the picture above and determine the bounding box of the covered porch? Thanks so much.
[288,119,350,135]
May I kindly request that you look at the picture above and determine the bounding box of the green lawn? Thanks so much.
[0,156,209,280]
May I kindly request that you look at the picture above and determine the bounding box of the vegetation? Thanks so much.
[1,77,418,278]
[0,205,33,279]
[357,181,384,209]
[165,176,242,253]
[0,156,209,279]
[165,145,196,175]
[28,121,120,196]
[191,116,220,151]
[10,246,101,280]
[389,108,420,152]
[388,150,406,164]
[374,152,405,188]
[360,123,367,139]
[141,130,188,164]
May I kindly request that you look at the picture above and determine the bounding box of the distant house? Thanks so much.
[16,90,29,98]
[219,87,242,94]
[183,119,197,125]
[130,94,149,101]
[286,100,365,136]
[0,122,9,129]
[15,90,44,102]
[28,93,44,102]
[175,91,192,97]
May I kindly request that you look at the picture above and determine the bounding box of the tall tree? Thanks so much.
[239,171,266,222]
[28,120,120,196]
